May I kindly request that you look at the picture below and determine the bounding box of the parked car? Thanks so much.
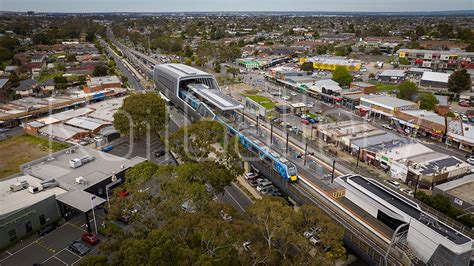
[307,118,317,124]
[37,224,57,237]
[467,157,474,165]
[385,179,401,188]
[268,191,282,197]
[244,172,258,180]
[260,186,278,194]
[81,232,99,245]
[281,96,290,101]
[220,210,233,222]
[301,119,310,125]
[459,101,471,107]
[119,215,130,224]
[117,190,129,198]
[69,241,90,256]
[256,178,270,186]
[290,92,298,96]
[0,128,10,133]
[257,182,273,192]
[303,227,321,238]
[309,236,321,245]
[307,103,315,108]
[382,124,393,130]
[399,188,414,196]
[154,149,166,157]
[181,200,197,213]
[248,179,259,187]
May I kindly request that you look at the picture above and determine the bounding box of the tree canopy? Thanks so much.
[100,162,346,265]
[331,66,353,87]
[397,81,418,101]
[418,93,439,111]
[300,62,314,72]
[113,93,166,139]
[448,69,471,94]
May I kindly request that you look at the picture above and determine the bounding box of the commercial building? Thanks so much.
[377,69,406,83]
[398,49,474,71]
[358,95,419,119]
[420,72,451,89]
[447,120,474,153]
[394,109,446,139]
[299,56,362,71]
[236,58,261,70]
[85,76,121,93]
[349,82,377,94]
[0,175,67,249]
[38,124,89,141]
[433,174,474,212]
[18,146,146,234]
[65,117,111,134]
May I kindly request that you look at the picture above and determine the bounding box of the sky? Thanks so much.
[1,0,473,13]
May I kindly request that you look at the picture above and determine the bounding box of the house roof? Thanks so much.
[42,78,55,87]
[15,79,38,91]
[0,79,9,89]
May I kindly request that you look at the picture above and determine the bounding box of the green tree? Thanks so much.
[397,81,418,100]
[213,63,221,73]
[0,36,20,51]
[113,93,166,139]
[0,47,13,62]
[332,66,353,87]
[79,255,108,266]
[66,53,76,62]
[448,69,471,94]
[300,62,314,72]
[226,67,239,78]
[418,93,439,110]
[93,64,109,77]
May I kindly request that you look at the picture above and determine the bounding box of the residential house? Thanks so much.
[14,79,38,97]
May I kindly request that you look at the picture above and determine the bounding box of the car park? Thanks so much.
[256,178,270,186]
[37,223,57,237]
[81,232,99,245]
[69,241,90,256]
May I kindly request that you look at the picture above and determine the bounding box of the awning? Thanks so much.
[57,190,106,213]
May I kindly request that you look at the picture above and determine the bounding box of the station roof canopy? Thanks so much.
[188,83,243,111]
[155,63,211,80]
[57,190,106,213]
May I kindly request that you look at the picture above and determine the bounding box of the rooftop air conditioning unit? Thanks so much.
[75,176,87,185]
[10,181,29,192]
[28,185,44,194]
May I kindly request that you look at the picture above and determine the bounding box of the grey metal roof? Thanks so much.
[0,79,9,89]
[379,69,406,77]
[187,83,243,111]
[352,132,402,149]
[154,64,212,80]
[57,190,106,213]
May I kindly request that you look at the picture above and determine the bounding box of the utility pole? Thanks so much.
[270,122,274,144]
[304,142,308,165]
[331,160,336,183]
[286,132,289,154]
[256,116,259,133]
[414,175,420,197]
[356,148,361,167]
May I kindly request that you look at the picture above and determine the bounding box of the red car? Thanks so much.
[81,232,99,245]
[301,119,310,125]
[117,191,129,198]
[459,101,470,107]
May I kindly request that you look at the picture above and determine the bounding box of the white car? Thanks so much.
[382,124,393,130]
[281,96,290,101]
[399,188,414,196]
[290,92,298,96]
[220,210,233,222]
[244,172,258,180]
[467,157,474,165]
[307,103,314,108]
[309,236,321,245]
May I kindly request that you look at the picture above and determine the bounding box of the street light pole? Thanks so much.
[304,142,308,165]
[256,116,259,133]
[90,196,99,236]
[331,160,336,183]
[356,148,361,167]
[270,122,274,144]
[286,132,289,154]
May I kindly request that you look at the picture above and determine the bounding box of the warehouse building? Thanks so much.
[377,69,407,83]
[420,72,451,89]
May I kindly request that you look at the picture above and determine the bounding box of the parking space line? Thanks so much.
[224,187,246,213]
[53,256,69,265]
[5,251,12,255]
[67,222,88,233]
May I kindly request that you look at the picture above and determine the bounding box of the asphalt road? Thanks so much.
[103,42,145,91]
[216,184,253,214]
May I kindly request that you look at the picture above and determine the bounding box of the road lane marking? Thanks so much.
[224,187,247,213]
